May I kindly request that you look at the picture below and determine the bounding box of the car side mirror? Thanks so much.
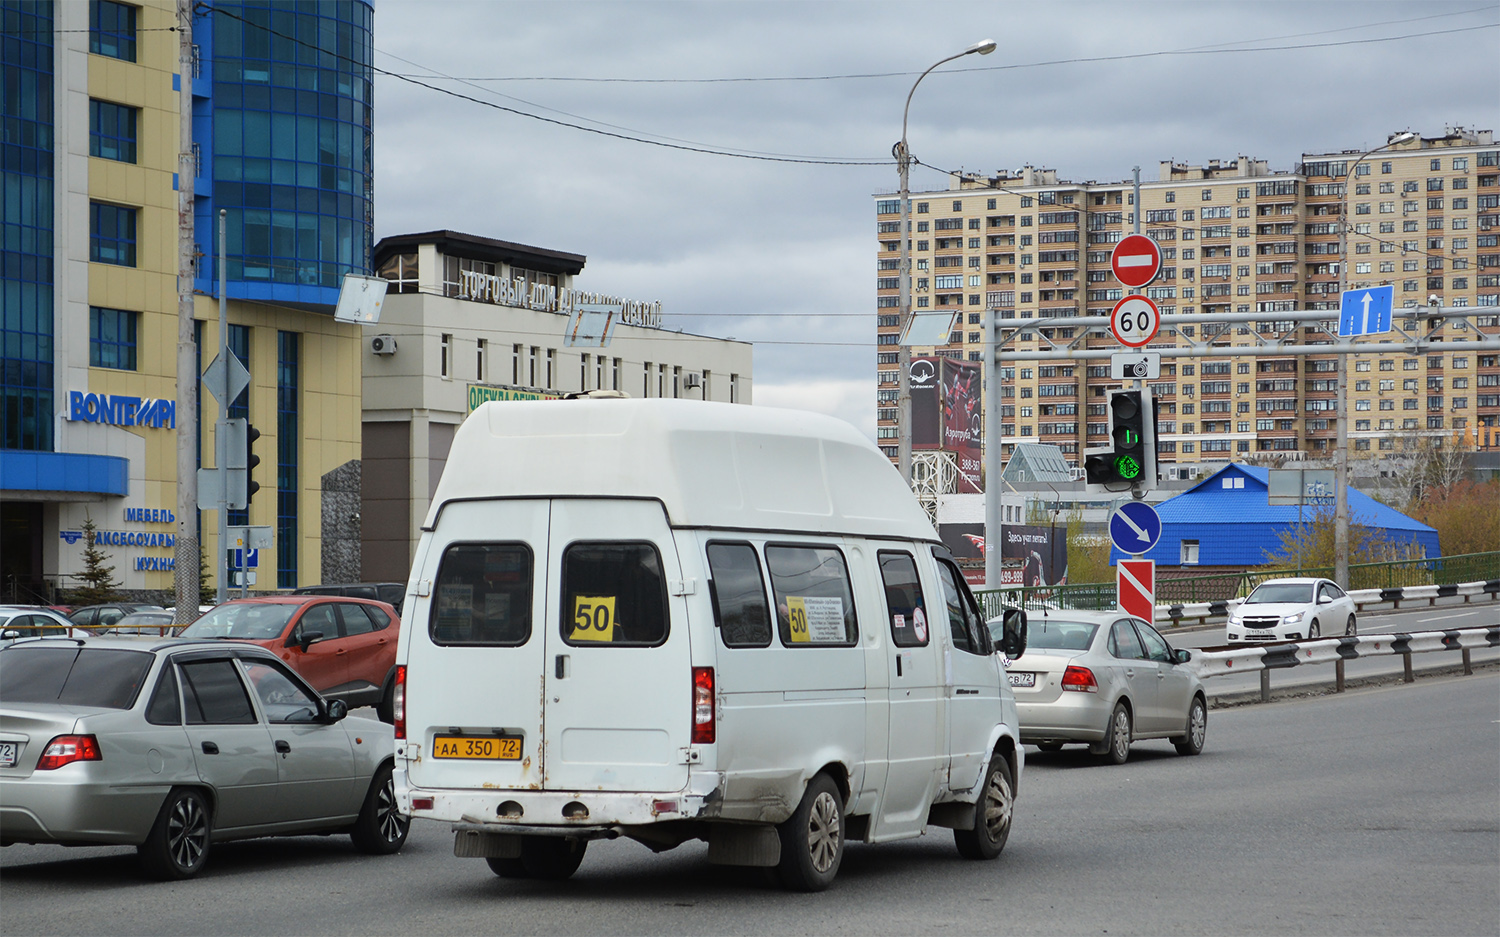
[294,630,324,652]
[999,609,1028,659]
[1,630,18,640]
[1317,595,1332,605]
[1174,648,1192,664]
[323,698,348,723]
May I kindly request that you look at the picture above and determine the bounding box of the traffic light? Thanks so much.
[1083,389,1156,490]
[245,423,262,504]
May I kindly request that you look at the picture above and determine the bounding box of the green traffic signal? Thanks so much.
[1114,454,1142,480]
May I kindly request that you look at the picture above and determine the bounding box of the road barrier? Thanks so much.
[1186,625,1499,700]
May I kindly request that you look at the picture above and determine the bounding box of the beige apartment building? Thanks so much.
[873,127,1499,477]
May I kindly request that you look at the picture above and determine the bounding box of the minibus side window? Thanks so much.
[560,542,669,647]
[764,544,858,648]
[878,551,929,648]
[431,543,534,646]
[936,558,993,656]
[706,542,772,648]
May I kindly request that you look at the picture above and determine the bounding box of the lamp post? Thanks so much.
[895,39,996,484]
[1335,130,1417,588]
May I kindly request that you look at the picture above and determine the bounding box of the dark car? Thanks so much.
[291,583,405,614]
[68,603,164,630]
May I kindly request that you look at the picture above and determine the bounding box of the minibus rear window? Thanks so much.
[430,543,534,646]
[765,545,858,647]
[560,542,669,647]
[706,542,772,648]
[878,551,929,648]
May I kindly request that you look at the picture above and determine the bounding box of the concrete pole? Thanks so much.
[217,210,229,605]
[173,0,199,622]
[984,299,1002,589]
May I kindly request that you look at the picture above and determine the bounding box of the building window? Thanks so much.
[89,307,137,370]
[276,331,299,589]
[90,0,137,62]
[1181,540,1200,565]
[225,324,250,528]
[730,373,740,404]
[549,350,557,389]
[439,333,451,379]
[612,358,621,391]
[476,339,486,381]
[89,202,136,266]
[89,99,137,163]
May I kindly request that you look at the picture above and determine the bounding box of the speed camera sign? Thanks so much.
[1110,295,1161,348]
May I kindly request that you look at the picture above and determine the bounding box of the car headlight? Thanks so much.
[1228,615,1243,626]
[1281,612,1304,624]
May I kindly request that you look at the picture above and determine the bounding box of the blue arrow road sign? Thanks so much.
[1338,284,1394,337]
[1109,501,1162,556]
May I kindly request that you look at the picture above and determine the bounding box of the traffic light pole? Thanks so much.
[1129,167,1147,503]
[216,209,229,605]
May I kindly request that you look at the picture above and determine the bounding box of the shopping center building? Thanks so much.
[358,230,754,582]
[1,0,373,601]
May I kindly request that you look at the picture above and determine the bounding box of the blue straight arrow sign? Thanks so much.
[1338,284,1394,337]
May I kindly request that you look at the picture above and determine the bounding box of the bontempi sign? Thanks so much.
[457,270,663,329]
[65,391,175,429]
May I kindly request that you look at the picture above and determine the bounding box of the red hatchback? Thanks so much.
[179,596,399,722]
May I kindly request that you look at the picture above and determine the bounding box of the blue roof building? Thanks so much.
[1109,463,1440,567]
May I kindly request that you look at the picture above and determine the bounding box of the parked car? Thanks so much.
[0,637,407,879]
[177,596,399,722]
[989,610,1207,764]
[1226,577,1357,643]
[68,603,164,630]
[106,610,181,636]
[291,583,405,615]
[1,607,94,647]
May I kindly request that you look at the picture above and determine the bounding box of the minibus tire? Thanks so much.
[485,856,528,878]
[776,773,844,892]
[520,836,587,880]
[954,756,1013,860]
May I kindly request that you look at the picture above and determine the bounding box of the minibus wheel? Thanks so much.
[777,773,844,892]
[954,755,1013,860]
[519,836,586,880]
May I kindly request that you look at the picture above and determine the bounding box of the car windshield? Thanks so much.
[180,604,297,640]
[1246,584,1313,604]
[1023,618,1100,651]
[0,646,154,709]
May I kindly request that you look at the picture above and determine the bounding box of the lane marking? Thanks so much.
[1417,611,1485,623]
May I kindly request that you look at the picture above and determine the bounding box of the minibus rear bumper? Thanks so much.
[394,763,726,828]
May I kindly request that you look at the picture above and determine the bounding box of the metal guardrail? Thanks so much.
[976,551,1500,618]
[1186,625,1499,700]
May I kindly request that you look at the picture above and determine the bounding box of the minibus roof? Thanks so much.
[427,399,939,542]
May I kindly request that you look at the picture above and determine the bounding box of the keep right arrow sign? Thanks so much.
[1111,234,1162,289]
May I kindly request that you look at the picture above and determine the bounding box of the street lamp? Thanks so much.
[895,39,996,484]
[1335,130,1417,588]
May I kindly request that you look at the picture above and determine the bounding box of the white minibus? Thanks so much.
[392,398,1027,890]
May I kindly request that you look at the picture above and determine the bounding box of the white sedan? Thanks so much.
[1226,578,1357,643]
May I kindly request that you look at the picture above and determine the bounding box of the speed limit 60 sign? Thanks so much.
[1110,295,1161,348]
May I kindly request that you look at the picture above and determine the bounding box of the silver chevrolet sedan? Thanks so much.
[0,637,407,879]
[989,610,1207,765]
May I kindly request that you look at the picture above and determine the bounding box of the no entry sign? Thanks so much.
[1117,559,1155,621]
[1111,234,1162,288]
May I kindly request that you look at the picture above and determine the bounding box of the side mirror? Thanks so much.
[323,698,348,722]
[1174,648,1192,664]
[1,630,18,640]
[1000,609,1028,659]
[1317,595,1332,605]
[296,630,324,652]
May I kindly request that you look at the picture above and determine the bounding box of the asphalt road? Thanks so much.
[2,673,1496,936]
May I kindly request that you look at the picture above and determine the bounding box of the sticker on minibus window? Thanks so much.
[436,584,474,640]
[570,595,617,643]
[786,596,845,644]
[913,607,928,642]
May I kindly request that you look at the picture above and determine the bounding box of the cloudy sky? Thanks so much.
[371,0,1500,437]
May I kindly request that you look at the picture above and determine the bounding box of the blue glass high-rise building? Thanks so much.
[194,0,374,304]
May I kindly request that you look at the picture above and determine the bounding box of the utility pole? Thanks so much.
[1336,131,1416,589]
[173,0,199,622]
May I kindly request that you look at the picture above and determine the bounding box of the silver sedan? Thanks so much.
[0,637,407,879]
[991,610,1207,764]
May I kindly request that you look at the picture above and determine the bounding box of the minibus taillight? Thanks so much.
[691,667,715,745]
[1060,665,1098,693]
[35,735,102,770]
[393,665,407,739]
